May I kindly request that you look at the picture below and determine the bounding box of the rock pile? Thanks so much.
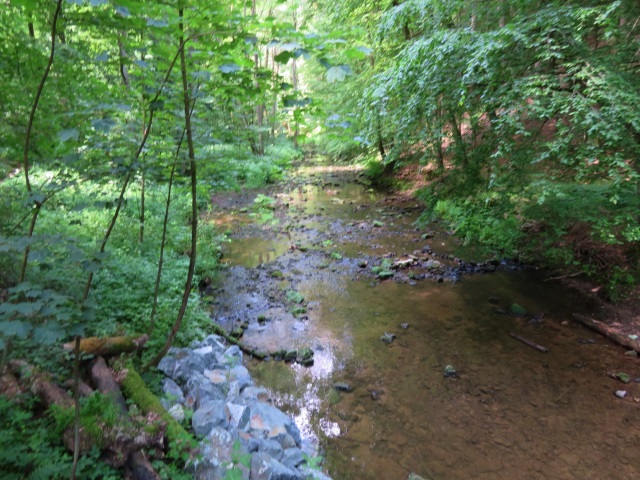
[158,334,332,480]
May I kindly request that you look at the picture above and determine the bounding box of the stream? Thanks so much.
[205,159,640,480]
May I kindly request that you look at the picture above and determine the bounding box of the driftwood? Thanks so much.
[573,313,640,352]
[63,334,149,357]
[509,332,549,353]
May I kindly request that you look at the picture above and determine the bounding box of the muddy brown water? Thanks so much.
[208,161,640,480]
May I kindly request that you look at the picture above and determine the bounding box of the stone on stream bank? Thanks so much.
[158,334,331,480]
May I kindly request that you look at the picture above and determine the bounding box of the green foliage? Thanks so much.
[0,395,119,479]
[50,392,119,446]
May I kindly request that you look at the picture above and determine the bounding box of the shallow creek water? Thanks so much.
[208,162,640,480]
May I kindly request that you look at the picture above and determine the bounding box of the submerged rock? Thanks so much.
[443,365,457,378]
[380,332,396,344]
[333,382,352,392]
[509,303,527,317]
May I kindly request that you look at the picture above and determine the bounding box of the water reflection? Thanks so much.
[210,161,640,479]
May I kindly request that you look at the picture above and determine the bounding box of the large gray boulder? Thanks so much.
[192,400,230,437]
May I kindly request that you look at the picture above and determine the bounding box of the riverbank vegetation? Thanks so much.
[0,0,638,478]
[308,0,640,301]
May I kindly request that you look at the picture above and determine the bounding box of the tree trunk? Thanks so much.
[145,7,198,368]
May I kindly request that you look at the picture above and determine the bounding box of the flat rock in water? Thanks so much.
[333,382,352,392]
[380,332,396,344]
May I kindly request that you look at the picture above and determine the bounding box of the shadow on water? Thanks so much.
[210,161,640,480]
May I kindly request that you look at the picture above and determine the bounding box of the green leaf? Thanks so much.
[0,321,31,339]
[274,51,294,64]
[326,65,352,83]
[32,324,66,345]
[58,128,79,142]
[91,118,117,133]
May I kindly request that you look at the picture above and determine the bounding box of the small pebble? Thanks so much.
[615,390,627,399]
[400,323,409,329]
[624,350,638,357]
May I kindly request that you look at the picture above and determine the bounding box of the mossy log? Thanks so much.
[63,334,149,357]
[115,362,194,454]
[9,360,162,478]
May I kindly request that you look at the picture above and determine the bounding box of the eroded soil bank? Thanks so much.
[204,158,640,480]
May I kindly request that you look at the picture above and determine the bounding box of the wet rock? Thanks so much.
[333,382,352,392]
[248,402,302,446]
[228,403,251,429]
[400,323,409,329]
[259,439,285,461]
[192,400,230,437]
[578,338,596,345]
[185,375,226,410]
[162,377,185,406]
[443,365,457,378]
[242,386,272,404]
[250,452,302,480]
[615,372,631,384]
[201,427,235,468]
[615,390,627,399]
[624,350,638,357]
[230,365,253,391]
[158,348,206,383]
[509,303,527,317]
[408,474,427,480]
[380,332,396,344]
[281,448,305,470]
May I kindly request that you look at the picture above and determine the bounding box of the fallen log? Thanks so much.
[9,360,74,408]
[63,334,149,357]
[573,313,640,352]
[90,356,127,412]
[9,360,162,478]
[509,332,549,353]
[0,369,23,400]
[115,362,194,455]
